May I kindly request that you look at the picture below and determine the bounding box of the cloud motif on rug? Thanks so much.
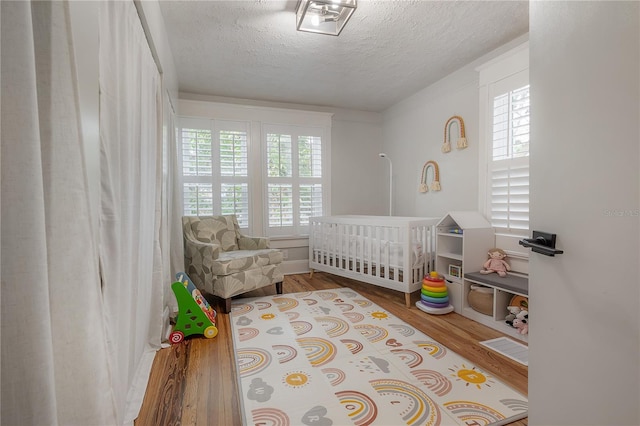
[247,378,274,402]
[267,326,284,335]
[235,315,252,326]
[301,405,333,426]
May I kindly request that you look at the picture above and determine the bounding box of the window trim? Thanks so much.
[262,123,328,237]
[177,100,333,238]
[477,42,530,237]
[178,117,252,231]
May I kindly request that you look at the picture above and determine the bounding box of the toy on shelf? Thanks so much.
[169,272,218,344]
[513,314,529,335]
[415,271,454,314]
[505,295,529,334]
[480,248,511,277]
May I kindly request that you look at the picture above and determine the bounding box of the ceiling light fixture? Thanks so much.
[296,0,357,36]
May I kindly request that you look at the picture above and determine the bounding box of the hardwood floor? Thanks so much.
[136,272,528,425]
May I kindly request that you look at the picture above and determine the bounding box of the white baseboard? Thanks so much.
[282,259,310,275]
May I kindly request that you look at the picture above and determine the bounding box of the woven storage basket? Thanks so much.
[468,284,493,316]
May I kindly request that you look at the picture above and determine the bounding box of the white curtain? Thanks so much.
[1,1,116,424]
[99,1,165,423]
[2,1,177,423]
[163,95,184,318]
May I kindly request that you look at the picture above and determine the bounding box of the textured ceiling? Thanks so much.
[159,0,529,112]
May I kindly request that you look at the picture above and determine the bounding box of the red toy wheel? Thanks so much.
[169,331,184,344]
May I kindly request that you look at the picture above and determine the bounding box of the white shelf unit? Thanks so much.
[435,212,494,315]
[463,272,529,342]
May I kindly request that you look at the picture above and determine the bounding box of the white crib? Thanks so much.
[308,215,439,307]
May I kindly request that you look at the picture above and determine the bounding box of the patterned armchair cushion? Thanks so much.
[212,249,284,276]
[238,235,270,250]
[214,264,284,299]
[184,215,241,251]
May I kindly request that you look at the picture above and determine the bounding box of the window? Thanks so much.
[180,119,250,228]
[478,43,529,234]
[489,83,530,230]
[177,105,331,238]
[264,125,325,236]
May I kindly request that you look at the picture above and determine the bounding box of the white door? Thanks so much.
[529,2,639,425]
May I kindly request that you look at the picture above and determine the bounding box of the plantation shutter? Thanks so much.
[179,118,251,230]
[217,121,250,228]
[487,70,530,232]
[298,135,323,226]
[264,125,325,236]
[181,123,214,216]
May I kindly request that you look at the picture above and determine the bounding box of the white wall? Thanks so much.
[529,1,639,424]
[330,110,385,215]
[382,35,529,219]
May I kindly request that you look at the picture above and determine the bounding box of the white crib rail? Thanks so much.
[309,215,439,302]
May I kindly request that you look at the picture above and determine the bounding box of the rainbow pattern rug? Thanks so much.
[230,289,528,426]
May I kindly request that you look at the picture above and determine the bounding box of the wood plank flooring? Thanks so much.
[136,272,528,425]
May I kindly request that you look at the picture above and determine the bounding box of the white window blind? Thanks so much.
[489,83,530,231]
[298,135,323,225]
[264,125,325,236]
[179,119,250,229]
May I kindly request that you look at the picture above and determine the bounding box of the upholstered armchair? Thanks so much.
[183,215,284,313]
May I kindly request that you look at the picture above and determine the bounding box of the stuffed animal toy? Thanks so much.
[480,248,511,277]
[505,306,522,327]
[512,316,528,335]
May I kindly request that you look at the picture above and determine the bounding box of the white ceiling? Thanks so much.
[159,0,529,112]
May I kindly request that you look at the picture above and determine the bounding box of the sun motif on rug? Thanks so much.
[261,313,276,320]
[282,371,311,389]
[449,364,496,390]
[368,310,390,320]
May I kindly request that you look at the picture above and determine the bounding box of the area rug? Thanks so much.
[230,289,528,426]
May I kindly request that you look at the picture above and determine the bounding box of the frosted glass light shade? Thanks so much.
[296,0,357,36]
